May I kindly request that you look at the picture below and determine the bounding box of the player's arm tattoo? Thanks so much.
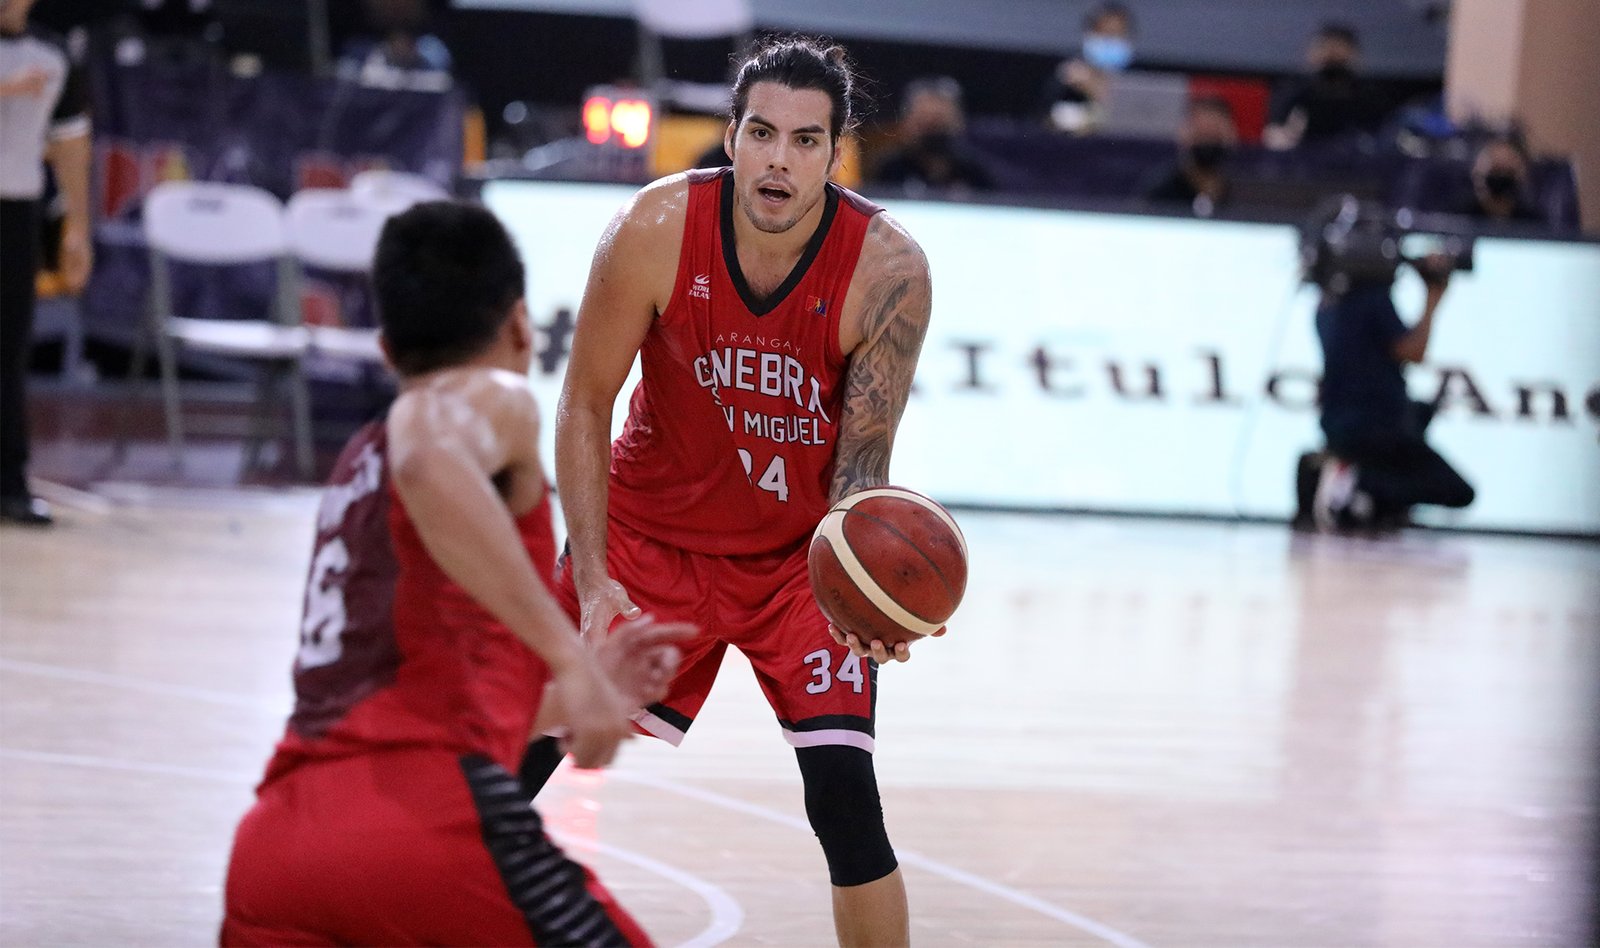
[830,225,932,503]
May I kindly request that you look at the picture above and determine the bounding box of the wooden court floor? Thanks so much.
[1,484,1596,947]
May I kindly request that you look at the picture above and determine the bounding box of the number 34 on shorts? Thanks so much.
[804,648,864,694]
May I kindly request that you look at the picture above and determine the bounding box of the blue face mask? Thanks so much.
[1082,35,1134,72]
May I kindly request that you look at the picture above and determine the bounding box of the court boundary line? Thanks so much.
[0,746,744,948]
[548,828,744,948]
[0,656,289,711]
[0,656,1153,947]
[608,768,1152,948]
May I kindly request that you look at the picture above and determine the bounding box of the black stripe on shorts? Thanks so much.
[643,702,695,734]
[777,713,876,736]
[459,755,632,947]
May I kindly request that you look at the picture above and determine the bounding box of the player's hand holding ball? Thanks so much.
[808,487,967,664]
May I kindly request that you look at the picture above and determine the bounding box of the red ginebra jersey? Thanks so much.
[609,168,883,556]
[261,420,557,786]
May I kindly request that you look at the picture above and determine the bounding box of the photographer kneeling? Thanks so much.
[1308,217,1476,531]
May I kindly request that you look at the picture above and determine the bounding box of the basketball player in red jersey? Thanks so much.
[522,38,934,946]
[221,202,691,946]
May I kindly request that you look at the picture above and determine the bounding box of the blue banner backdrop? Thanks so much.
[83,40,464,383]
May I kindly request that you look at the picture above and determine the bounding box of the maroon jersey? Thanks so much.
[608,168,883,556]
[262,420,557,785]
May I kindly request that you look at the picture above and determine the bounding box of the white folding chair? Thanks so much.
[285,186,433,364]
[633,0,753,113]
[135,181,313,477]
[348,169,451,206]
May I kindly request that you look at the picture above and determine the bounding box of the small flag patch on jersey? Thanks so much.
[806,296,828,316]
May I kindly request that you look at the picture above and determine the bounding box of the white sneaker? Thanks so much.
[1313,459,1358,531]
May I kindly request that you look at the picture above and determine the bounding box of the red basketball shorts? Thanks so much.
[220,748,651,946]
[555,518,877,752]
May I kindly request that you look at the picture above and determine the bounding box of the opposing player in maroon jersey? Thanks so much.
[220,201,690,946]
[523,38,934,946]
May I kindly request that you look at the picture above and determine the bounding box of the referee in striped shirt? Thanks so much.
[0,0,90,526]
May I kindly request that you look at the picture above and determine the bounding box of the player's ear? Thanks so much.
[507,299,532,354]
[723,121,736,161]
[377,333,398,375]
[827,137,842,176]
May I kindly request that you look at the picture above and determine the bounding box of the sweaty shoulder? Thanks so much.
[611,174,691,254]
[626,173,691,233]
[389,368,539,461]
[841,212,932,354]
[601,173,692,309]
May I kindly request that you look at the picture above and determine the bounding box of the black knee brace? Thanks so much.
[795,745,898,887]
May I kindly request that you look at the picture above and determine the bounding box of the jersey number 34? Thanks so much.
[737,449,789,502]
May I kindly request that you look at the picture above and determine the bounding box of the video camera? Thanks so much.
[1301,194,1475,294]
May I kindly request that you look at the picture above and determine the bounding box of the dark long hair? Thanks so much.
[731,37,857,144]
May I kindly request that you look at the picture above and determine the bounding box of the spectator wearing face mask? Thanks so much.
[1141,97,1237,217]
[870,76,995,196]
[1455,136,1544,225]
[1264,23,1391,150]
[1041,1,1136,134]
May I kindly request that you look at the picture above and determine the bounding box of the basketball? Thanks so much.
[808,487,968,647]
